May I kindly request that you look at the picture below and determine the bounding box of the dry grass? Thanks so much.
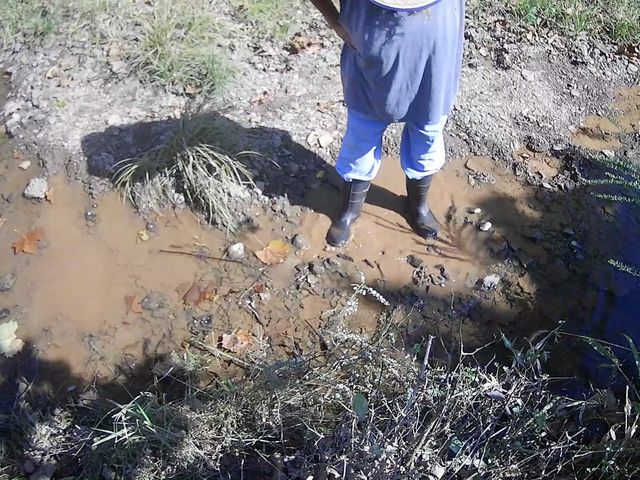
[113,115,254,232]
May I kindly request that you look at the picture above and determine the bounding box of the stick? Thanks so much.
[190,340,251,369]
[158,248,243,264]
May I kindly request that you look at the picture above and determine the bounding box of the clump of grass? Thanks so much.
[113,115,254,232]
[0,0,58,41]
[230,0,301,38]
[512,0,640,43]
[129,0,230,93]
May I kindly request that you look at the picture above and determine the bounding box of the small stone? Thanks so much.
[141,291,166,311]
[0,273,16,292]
[467,207,482,214]
[106,114,122,127]
[435,264,452,281]
[481,274,501,292]
[628,63,639,74]
[602,150,615,158]
[0,308,10,320]
[227,242,245,260]
[146,221,157,233]
[318,133,334,148]
[406,255,423,268]
[23,459,36,474]
[24,178,48,200]
[291,234,306,250]
[479,221,492,232]
[18,160,31,170]
[521,69,535,81]
[542,182,553,189]
[85,210,97,223]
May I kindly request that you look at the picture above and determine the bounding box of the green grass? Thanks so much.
[129,0,230,93]
[230,0,301,38]
[512,0,640,43]
[0,0,58,41]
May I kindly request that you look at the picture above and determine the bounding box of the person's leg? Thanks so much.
[400,115,448,238]
[328,109,389,247]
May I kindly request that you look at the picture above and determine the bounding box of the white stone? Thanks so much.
[479,221,492,232]
[318,132,334,148]
[227,242,245,260]
[482,274,501,292]
[18,160,31,170]
[23,177,48,200]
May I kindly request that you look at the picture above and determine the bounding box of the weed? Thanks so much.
[113,114,254,232]
[129,0,230,93]
[230,0,301,38]
[512,0,640,43]
[0,0,58,41]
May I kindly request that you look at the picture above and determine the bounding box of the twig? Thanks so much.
[419,335,435,381]
[158,248,243,264]
[191,340,251,369]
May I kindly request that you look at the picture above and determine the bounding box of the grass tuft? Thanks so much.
[0,0,58,41]
[113,115,254,232]
[129,0,230,93]
[512,0,640,43]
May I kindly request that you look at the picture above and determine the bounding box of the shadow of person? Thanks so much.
[80,111,407,229]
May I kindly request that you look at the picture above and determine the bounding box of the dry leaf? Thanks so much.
[221,329,253,353]
[288,33,323,54]
[0,320,24,358]
[183,281,217,307]
[255,239,290,265]
[45,188,54,203]
[125,295,143,314]
[185,84,202,95]
[12,228,44,254]
[137,229,150,242]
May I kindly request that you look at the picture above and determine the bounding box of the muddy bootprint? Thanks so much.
[406,175,438,238]
[326,179,370,247]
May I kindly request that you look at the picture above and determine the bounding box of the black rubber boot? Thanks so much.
[326,179,370,247]
[407,175,438,238]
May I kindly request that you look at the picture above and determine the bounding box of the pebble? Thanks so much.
[479,221,493,232]
[146,221,157,233]
[628,63,639,74]
[481,274,501,292]
[0,308,10,321]
[406,254,424,268]
[84,210,97,223]
[141,291,166,311]
[23,459,36,474]
[227,242,245,260]
[0,273,16,292]
[521,69,535,81]
[318,132,334,148]
[291,234,306,249]
[23,177,48,200]
[467,207,482,214]
[18,160,31,170]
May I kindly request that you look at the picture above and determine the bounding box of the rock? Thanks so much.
[23,178,48,200]
[0,308,10,321]
[85,210,97,223]
[479,221,492,232]
[525,135,549,153]
[406,254,423,268]
[227,242,245,260]
[628,63,639,74]
[146,221,157,233]
[521,69,535,81]
[18,160,31,170]
[318,132,334,148]
[467,207,482,214]
[435,264,452,281]
[23,459,36,474]
[141,291,166,311]
[481,274,501,292]
[0,273,16,292]
[29,464,54,480]
[291,234,306,249]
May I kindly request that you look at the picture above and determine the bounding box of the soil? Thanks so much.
[1,3,640,398]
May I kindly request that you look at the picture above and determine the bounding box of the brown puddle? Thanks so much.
[572,86,640,151]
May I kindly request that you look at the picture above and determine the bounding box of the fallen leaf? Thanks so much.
[221,329,253,353]
[288,33,323,54]
[253,283,265,293]
[0,320,24,358]
[183,281,217,307]
[12,228,44,254]
[125,295,143,314]
[185,84,202,96]
[137,229,150,242]
[44,188,54,203]
[255,239,290,265]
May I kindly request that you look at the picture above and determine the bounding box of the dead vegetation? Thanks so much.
[2,305,640,479]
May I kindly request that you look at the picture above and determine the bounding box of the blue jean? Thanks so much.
[335,109,448,182]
